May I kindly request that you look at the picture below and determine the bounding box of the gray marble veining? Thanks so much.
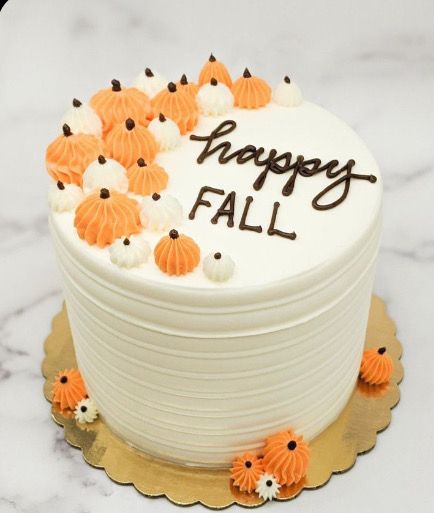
[1,0,433,511]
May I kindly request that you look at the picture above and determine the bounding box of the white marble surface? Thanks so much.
[1,0,433,511]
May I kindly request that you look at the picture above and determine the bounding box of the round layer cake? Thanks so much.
[48,69,382,467]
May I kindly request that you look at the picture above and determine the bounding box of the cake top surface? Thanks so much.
[47,61,382,290]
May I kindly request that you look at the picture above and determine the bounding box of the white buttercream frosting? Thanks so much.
[255,473,280,501]
[147,114,181,151]
[133,68,167,98]
[203,252,235,282]
[48,181,84,212]
[82,155,128,195]
[140,193,183,231]
[74,398,98,423]
[49,102,382,467]
[60,98,103,137]
[273,77,303,107]
[197,80,234,116]
[109,236,151,269]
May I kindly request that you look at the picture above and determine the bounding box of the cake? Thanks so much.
[46,56,383,492]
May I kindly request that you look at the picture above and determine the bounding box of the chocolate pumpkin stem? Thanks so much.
[123,237,131,246]
[159,113,166,122]
[210,77,218,86]
[378,347,386,355]
[62,124,72,137]
[137,158,146,167]
[125,118,135,130]
[145,67,154,77]
[100,188,110,199]
[98,155,106,164]
[57,181,65,190]
[152,192,161,201]
[168,82,177,93]
[169,229,179,239]
[111,79,121,91]
[180,74,188,85]
[209,53,216,62]
[243,68,252,78]
[284,76,291,84]
[72,98,82,107]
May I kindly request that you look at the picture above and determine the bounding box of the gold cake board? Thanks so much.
[42,296,403,509]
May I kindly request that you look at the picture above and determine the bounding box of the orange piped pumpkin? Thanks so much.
[360,347,393,385]
[105,118,158,169]
[154,229,200,276]
[151,82,198,135]
[90,79,152,136]
[176,74,199,97]
[262,430,310,486]
[232,68,271,109]
[74,188,141,247]
[46,124,105,186]
[230,453,264,493]
[198,53,232,88]
[127,158,168,196]
[52,368,87,411]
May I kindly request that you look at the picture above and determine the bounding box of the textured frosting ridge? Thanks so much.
[60,99,103,137]
[90,81,152,135]
[198,54,232,87]
[152,83,198,135]
[154,230,200,275]
[82,156,128,195]
[127,160,168,196]
[105,119,158,168]
[262,430,310,486]
[74,189,141,247]
[232,69,271,109]
[230,453,264,493]
[360,347,393,385]
[197,80,234,116]
[46,127,105,186]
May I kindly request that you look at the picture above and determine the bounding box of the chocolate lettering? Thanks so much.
[190,121,377,211]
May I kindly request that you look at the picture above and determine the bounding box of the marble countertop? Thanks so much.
[1,0,433,511]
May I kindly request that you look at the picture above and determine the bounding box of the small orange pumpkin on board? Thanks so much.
[46,124,105,186]
[90,79,152,136]
[262,429,310,486]
[105,118,158,169]
[52,368,87,411]
[151,82,198,135]
[74,188,141,247]
[154,229,200,276]
[232,68,271,109]
[230,452,264,493]
[198,53,232,88]
[360,346,394,385]
[127,158,168,196]
[176,74,199,97]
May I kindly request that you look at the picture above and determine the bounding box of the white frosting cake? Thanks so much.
[47,68,382,468]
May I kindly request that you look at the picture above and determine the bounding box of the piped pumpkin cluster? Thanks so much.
[230,428,310,502]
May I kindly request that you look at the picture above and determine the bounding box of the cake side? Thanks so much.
[46,59,382,469]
